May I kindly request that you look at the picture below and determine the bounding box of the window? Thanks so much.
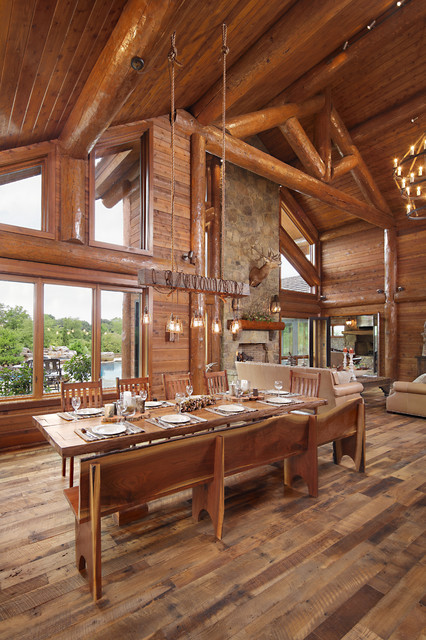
[91,130,151,252]
[0,281,34,398]
[280,200,316,293]
[281,318,309,364]
[0,277,147,399]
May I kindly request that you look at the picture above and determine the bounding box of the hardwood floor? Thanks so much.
[0,392,425,639]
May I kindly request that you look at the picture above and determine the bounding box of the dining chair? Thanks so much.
[116,376,150,399]
[163,372,192,400]
[60,380,103,486]
[289,370,321,398]
[205,370,229,395]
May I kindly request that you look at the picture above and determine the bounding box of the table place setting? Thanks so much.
[146,413,208,430]
[205,404,258,417]
[257,396,303,406]
[145,400,175,409]
[58,408,105,421]
[75,420,145,442]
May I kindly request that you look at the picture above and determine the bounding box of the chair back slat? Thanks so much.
[61,381,103,412]
[205,370,228,395]
[290,370,321,397]
[116,376,150,399]
[163,373,192,400]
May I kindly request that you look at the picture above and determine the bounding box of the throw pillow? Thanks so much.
[413,373,426,384]
[332,370,352,385]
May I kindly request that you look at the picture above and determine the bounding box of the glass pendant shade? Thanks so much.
[142,306,151,324]
[212,316,222,334]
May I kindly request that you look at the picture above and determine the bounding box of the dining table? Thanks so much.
[33,392,328,485]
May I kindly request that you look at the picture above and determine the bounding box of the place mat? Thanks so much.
[256,399,303,406]
[75,422,144,442]
[263,390,298,397]
[146,414,208,430]
[204,406,258,417]
[145,400,175,409]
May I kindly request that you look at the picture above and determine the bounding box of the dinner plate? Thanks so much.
[76,407,104,416]
[145,401,164,408]
[217,404,245,413]
[160,413,191,424]
[264,389,290,395]
[92,424,127,436]
[265,397,293,405]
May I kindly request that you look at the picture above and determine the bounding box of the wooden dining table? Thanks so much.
[33,394,327,480]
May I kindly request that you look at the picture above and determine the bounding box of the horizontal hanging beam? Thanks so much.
[138,268,250,297]
[279,228,320,287]
[223,95,325,140]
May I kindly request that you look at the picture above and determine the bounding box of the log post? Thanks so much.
[314,89,332,182]
[384,227,398,379]
[60,155,86,244]
[190,133,207,393]
[279,117,326,180]
[210,157,222,370]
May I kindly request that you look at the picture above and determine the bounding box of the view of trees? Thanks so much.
[0,303,123,395]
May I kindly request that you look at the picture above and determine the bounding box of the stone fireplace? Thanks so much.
[220,162,281,376]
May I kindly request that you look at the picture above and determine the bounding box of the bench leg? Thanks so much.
[89,463,102,601]
[192,436,224,540]
[284,416,318,497]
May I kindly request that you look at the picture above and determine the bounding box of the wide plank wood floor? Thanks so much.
[0,391,425,639]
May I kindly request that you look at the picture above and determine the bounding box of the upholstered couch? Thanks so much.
[386,374,426,418]
[235,361,364,415]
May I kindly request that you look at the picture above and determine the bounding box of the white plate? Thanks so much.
[160,413,191,424]
[217,404,245,413]
[145,401,164,408]
[264,389,290,395]
[76,407,104,416]
[266,397,293,405]
[92,424,127,436]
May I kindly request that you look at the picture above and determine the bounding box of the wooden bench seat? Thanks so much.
[64,412,318,600]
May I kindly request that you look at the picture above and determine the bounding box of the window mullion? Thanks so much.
[33,280,44,398]
[92,287,101,382]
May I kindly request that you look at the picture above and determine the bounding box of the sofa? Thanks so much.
[235,361,364,415]
[386,374,426,418]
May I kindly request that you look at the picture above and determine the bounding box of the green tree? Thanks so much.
[0,304,33,366]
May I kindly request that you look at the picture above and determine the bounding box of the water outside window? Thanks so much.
[0,281,34,397]
[101,290,124,388]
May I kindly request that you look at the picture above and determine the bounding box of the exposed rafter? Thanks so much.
[279,227,320,287]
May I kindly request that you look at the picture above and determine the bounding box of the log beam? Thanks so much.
[190,134,206,394]
[314,88,332,182]
[279,228,320,287]
[59,0,172,158]
[319,220,374,242]
[384,227,398,379]
[60,156,86,244]
[280,187,318,244]
[223,95,325,140]
[176,110,394,228]
[279,117,326,180]
[331,154,358,181]
[320,293,385,308]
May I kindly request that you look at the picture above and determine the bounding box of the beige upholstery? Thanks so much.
[235,361,364,415]
[386,380,426,418]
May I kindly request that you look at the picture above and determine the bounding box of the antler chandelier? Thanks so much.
[393,131,426,220]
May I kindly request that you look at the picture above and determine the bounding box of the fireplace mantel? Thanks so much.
[227,319,285,331]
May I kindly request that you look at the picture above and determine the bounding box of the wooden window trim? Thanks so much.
[89,125,153,256]
[0,152,55,240]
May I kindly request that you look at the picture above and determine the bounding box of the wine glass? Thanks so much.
[274,380,283,394]
[139,388,148,402]
[234,380,242,400]
[116,399,125,424]
[71,395,81,420]
[175,392,185,413]
[186,384,193,398]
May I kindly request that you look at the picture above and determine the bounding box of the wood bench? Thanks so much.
[64,412,317,600]
[285,397,365,489]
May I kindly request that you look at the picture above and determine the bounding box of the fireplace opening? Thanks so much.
[237,343,268,363]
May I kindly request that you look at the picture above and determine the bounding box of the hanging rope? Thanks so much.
[220,23,228,280]
[168,32,177,274]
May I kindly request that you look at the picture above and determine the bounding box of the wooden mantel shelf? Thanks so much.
[227,319,285,331]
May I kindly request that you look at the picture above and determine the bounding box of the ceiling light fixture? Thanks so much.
[393,130,426,220]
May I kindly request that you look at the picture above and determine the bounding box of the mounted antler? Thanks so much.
[249,245,281,287]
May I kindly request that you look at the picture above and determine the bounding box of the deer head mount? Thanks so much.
[249,245,281,287]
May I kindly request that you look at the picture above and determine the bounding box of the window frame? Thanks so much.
[88,125,153,255]
[0,153,55,239]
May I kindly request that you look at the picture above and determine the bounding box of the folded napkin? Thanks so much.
[58,412,83,421]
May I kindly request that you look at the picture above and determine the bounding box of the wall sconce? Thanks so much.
[212,316,222,334]
[142,306,151,325]
[396,286,405,292]
[270,295,281,314]
[182,250,196,265]
[319,294,327,301]
[345,318,357,329]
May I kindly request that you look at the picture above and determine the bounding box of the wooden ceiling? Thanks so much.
[1,0,425,232]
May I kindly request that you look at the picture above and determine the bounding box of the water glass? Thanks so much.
[71,395,81,420]
[186,384,193,398]
[274,380,283,393]
[175,392,185,413]
[234,380,242,399]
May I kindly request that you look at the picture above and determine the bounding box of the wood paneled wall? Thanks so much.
[321,226,426,380]
[0,116,193,448]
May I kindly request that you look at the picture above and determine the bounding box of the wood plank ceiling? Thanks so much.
[0,0,425,231]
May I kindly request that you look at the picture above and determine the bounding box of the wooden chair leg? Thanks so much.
[62,457,66,477]
[192,436,225,539]
[69,457,74,487]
